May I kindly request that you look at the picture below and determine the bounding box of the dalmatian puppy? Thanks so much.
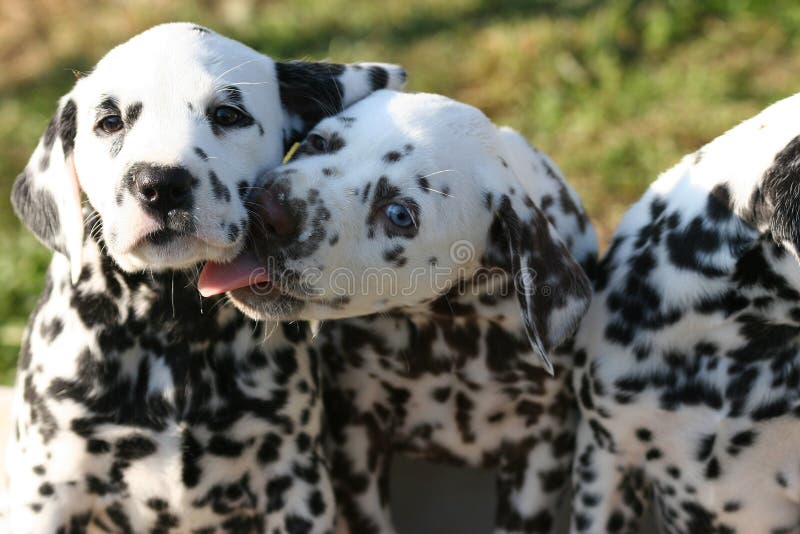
[8,22,404,533]
[198,89,596,534]
[570,92,800,534]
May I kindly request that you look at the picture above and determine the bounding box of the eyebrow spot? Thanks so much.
[125,102,142,127]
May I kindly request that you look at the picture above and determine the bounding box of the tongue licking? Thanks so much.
[198,250,270,297]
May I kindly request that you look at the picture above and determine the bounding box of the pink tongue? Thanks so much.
[198,250,270,297]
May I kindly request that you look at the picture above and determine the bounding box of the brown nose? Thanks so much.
[254,184,296,237]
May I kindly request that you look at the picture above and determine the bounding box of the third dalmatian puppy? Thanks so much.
[200,89,597,533]
[571,92,800,533]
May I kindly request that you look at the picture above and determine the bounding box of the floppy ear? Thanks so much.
[11,96,84,284]
[275,60,406,148]
[487,195,592,375]
[758,134,800,254]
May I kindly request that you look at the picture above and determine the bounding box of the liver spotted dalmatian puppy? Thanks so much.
[8,23,404,533]
[199,90,597,534]
[571,92,800,534]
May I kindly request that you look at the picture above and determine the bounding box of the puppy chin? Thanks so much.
[110,237,237,272]
[228,286,305,321]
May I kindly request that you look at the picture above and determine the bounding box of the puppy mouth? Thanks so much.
[198,249,273,297]
[143,228,187,246]
[198,250,309,320]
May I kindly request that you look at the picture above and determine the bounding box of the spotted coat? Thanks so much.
[571,92,800,534]
[5,23,405,533]
[208,91,597,534]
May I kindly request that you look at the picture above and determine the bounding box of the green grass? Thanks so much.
[3,0,800,383]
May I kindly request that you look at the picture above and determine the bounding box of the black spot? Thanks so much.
[209,170,232,202]
[417,175,430,192]
[328,132,346,153]
[125,102,142,128]
[207,435,245,457]
[266,475,293,512]
[237,180,250,201]
[285,515,313,534]
[730,429,757,448]
[723,500,740,513]
[368,66,389,90]
[666,465,681,479]
[59,99,78,156]
[645,448,662,461]
[228,224,240,242]
[40,317,64,342]
[432,386,451,402]
[606,511,625,532]
[194,147,209,161]
[705,457,721,479]
[383,245,406,267]
[751,399,789,421]
[115,434,157,460]
[308,489,326,516]
[182,430,203,488]
[696,433,716,461]
[87,439,111,454]
[383,150,402,163]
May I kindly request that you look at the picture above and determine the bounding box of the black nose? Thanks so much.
[131,164,194,217]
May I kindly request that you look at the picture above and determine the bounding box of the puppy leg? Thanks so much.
[329,425,395,534]
[570,421,646,534]
[263,449,336,534]
[494,429,572,534]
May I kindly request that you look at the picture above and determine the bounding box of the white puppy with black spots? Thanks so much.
[8,22,404,533]
[571,92,800,533]
[200,90,596,534]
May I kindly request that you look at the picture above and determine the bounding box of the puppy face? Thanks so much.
[12,23,406,277]
[71,24,281,271]
[201,90,592,371]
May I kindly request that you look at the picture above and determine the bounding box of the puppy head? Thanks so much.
[12,23,405,279]
[201,90,591,372]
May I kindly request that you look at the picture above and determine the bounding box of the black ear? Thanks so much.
[11,96,84,283]
[761,134,800,252]
[488,195,592,374]
[276,60,406,149]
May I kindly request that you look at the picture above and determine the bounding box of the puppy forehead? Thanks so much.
[313,91,499,170]
[80,24,266,101]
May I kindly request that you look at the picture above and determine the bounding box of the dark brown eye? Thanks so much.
[307,133,328,153]
[213,105,243,126]
[98,115,123,133]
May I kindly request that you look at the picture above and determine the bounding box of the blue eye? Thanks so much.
[384,203,413,227]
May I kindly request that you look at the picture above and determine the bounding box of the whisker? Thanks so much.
[213,60,259,84]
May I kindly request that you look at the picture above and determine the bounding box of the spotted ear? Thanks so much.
[488,195,592,375]
[11,96,84,284]
[276,60,406,149]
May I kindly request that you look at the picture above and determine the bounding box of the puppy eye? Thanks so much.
[97,115,123,134]
[213,105,243,127]
[306,133,328,153]
[384,203,414,228]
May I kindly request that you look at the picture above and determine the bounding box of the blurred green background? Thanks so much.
[2,0,800,384]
